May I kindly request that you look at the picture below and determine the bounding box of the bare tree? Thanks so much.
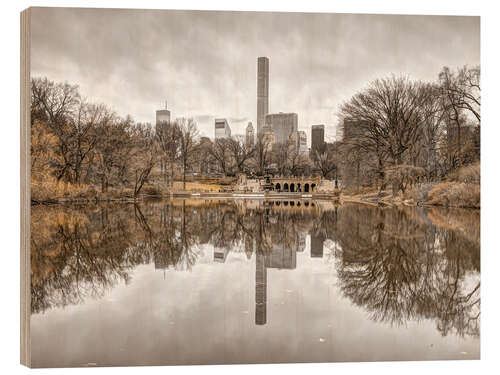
[439,66,481,170]
[226,138,255,174]
[131,123,157,199]
[94,114,135,192]
[31,78,80,182]
[314,145,338,180]
[287,148,309,177]
[341,76,439,165]
[252,133,272,176]
[208,138,233,175]
[156,121,180,187]
[440,66,480,123]
[31,77,80,128]
[272,142,290,176]
[70,102,111,184]
[340,76,442,191]
[177,118,200,190]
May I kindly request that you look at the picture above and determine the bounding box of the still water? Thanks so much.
[30,199,480,367]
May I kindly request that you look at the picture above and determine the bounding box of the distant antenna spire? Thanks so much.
[165,100,168,109]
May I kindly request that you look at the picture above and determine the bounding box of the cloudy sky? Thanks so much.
[31,7,479,141]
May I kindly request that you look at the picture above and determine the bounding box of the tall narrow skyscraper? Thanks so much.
[155,101,171,133]
[257,57,269,135]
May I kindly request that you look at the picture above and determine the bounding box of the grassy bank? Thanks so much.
[31,178,153,204]
[404,182,480,209]
[30,178,228,205]
[404,163,480,208]
[342,164,480,209]
[341,181,479,209]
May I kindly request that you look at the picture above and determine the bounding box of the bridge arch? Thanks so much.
[275,183,281,191]
[311,183,316,192]
[284,183,289,192]
[290,183,295,192]
[304,183,310,192]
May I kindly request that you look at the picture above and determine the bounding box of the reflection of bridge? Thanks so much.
[269,177,321,193]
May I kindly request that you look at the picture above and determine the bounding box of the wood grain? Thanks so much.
[20,7,31,368]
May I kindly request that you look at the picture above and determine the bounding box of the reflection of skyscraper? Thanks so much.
[214,247,229,262]
[310,233,325,258]
[257,57,269,135]
[296,232,306,252]
[244,234,254,260]
[265,244,296,269]
[255,251,267,325]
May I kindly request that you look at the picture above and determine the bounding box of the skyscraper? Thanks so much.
[214,118,231,139]
[261,128,275,153]
[297,130,308,156]
[343,118,369,141]
[246,122,255,147]
[311,124,326,154]
[257,57,269,135]
[265,112,298,144]
[155,101,170,133]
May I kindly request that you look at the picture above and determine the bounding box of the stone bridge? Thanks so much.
[235,175,333,194]
[268,176,322,193]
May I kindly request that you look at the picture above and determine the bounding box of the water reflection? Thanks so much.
[31,199,480,340]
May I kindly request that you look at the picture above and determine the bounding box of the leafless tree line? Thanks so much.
[31,66,479,196]
[31,77,201,196]
[205,135,317,177]
[31,77,343,199]
[338,65,480,193]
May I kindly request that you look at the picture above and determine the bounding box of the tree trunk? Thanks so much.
[170,163,174,189]
[183,162,186,190]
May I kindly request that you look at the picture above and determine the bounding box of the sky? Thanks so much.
[30,7,480,141]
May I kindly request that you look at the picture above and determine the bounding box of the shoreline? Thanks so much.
[31,191,340,205]
[31,191,479,210]
[340,195,480,210]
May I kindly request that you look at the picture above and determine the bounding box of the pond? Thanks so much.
[30,199,480,367]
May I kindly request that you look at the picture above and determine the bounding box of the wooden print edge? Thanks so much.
[20,7,31,368]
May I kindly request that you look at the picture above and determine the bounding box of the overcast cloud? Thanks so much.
[30,7,480,140]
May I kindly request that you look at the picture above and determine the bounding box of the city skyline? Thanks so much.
[31,8,479,140]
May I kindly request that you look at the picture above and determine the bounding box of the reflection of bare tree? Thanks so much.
[31,201,202,313]
[332,204,480,338]
[31,205,144,313]
[31,199,480,339]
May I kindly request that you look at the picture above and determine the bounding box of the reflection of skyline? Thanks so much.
[31,199,480,338]
[311,232,325,258]
[207,201,322,325]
